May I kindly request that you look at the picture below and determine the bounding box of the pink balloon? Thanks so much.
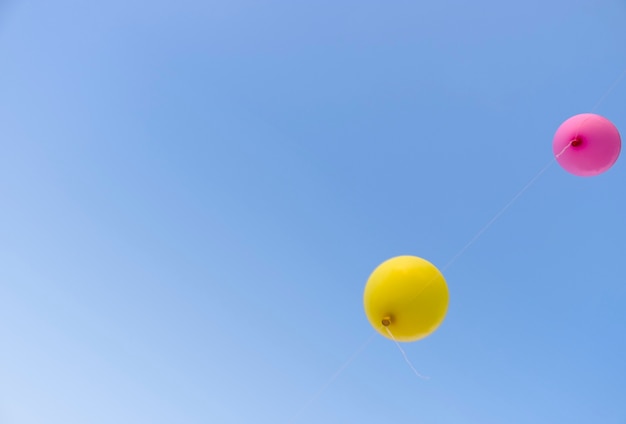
[553,113,621,177]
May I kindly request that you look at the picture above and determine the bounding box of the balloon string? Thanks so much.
[591,66,626,112]
[441,155,557,273]
[555,142,572,159]
[384,327,430,380]
[408,144,574,306]
[288,332,377,423]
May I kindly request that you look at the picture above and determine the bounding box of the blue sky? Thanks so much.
[1,1,625,423]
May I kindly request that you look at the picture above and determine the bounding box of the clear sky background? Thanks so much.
[1,1,625,423]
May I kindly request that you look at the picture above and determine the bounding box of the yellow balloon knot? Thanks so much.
[381,316,392,326]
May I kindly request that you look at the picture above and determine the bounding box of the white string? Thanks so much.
[402,142,575,307]
[591,67,626,112]
[288,332,377,423]
[442,156,557,273]
[442,141,574,272]
[384,327,430,380]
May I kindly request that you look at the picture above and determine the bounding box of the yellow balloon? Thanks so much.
[363,255,449,342]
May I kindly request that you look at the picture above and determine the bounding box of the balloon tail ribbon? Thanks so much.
[384,327,430,380]
[555,142,572,158]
